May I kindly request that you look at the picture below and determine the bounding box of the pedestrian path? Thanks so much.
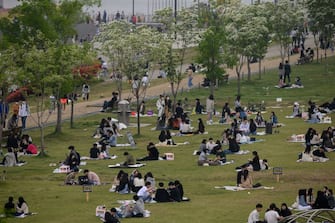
[23,35,329,129]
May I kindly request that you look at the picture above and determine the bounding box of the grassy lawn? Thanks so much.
[0,58,335,223]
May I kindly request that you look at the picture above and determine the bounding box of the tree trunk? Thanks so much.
[136,95,140,135]
[247,59,251,81]
[70,99,74,128]
[55,101,62,133]
[237,73,241,96]
[258,59,262,80]
[38,124,48,157]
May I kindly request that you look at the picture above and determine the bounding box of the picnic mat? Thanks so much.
[214,185,274,191]
[108,163,146,168]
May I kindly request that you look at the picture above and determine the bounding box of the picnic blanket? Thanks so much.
[81,155,117,160]
[240,139,265,145]
[155,141,190,147]
[108,163,146,168]
[170,132,209,136]
[214,185,274,191]
[233,150,250,155]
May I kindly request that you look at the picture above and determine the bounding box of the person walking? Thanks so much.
[18,100,30,129]
[284,60,291,84]
[82,83,90,101]
[206,94,214,124]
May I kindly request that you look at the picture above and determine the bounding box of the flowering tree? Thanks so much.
[94,21,168,135]
[266,0,304,64]
[224,3,270,96]
[307,0,335,63]
[153,7,199,110]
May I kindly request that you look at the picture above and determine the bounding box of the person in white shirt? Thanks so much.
[156,95,165,119]
[248,203,263,223]
[137,181,155,203]
[141,74,149,87]
[239,118,250,136]
[264,203,282,223]
[18,100,30,129]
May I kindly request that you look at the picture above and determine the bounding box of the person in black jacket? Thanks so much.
[168,181,181,202]
[154,182,170,202]
[104,208,120,223]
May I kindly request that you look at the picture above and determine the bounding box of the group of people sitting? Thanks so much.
[3,196,30,218]
[64,168,101,185]
[248,202,293,223]
[110,169,185,202]
[293,186,335,210]
[298,126,335,162]
[103,179,186,222]
[93,117,121,141]
[88,143,113,160]
[1,133,38,167]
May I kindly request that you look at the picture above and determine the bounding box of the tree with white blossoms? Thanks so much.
[307,0,335,63]
[94,21,168,135]
[266,0,304,64]
[153,7,199,110]
[223,3,270,95]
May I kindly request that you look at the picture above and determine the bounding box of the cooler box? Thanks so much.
[165,153,175,160]
[96,205,106,218]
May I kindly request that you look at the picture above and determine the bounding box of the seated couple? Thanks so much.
[298,145,328,162]
[117,195,147,218]
[158,130,176,145]
[197,148,226,166]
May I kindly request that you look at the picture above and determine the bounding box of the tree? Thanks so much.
[0,47,22,144]
[307,0,335,64]
[20,36,89,154]
[224,3,270,97]
[266,0,304,64]
[0,0,101,134]
[94,21,168,135]
[153,7,199,110]
[196,6,227,95]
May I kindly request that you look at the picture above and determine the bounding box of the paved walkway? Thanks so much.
[22,35,326,129]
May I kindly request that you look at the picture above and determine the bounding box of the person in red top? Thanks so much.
[26,142,38,154]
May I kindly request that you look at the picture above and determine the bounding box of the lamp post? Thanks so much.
[132,0,136,24]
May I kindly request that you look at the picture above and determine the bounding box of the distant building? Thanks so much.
[1,0,20,9]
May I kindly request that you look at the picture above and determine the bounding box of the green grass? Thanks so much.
[0,58,335,223]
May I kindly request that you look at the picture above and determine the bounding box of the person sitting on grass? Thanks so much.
[15,196,29,217]
[137,142,159,161]
[194,118,205,134]
[89,143,100,159]
[64,145,80,172]
[26,141,38,155]
[167,181,181,202]
[4,196,15,217]
[104,207,120,223]
[83,169,101,185]
[1,148,17,167]
[137,181,155,203]
[179,119,193,134]
[123,152,135,166]
[247,203,263,223]
[130,195,145,217]
[154,182,170,202]
[64,169,79,185]
[197,148,220,166]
